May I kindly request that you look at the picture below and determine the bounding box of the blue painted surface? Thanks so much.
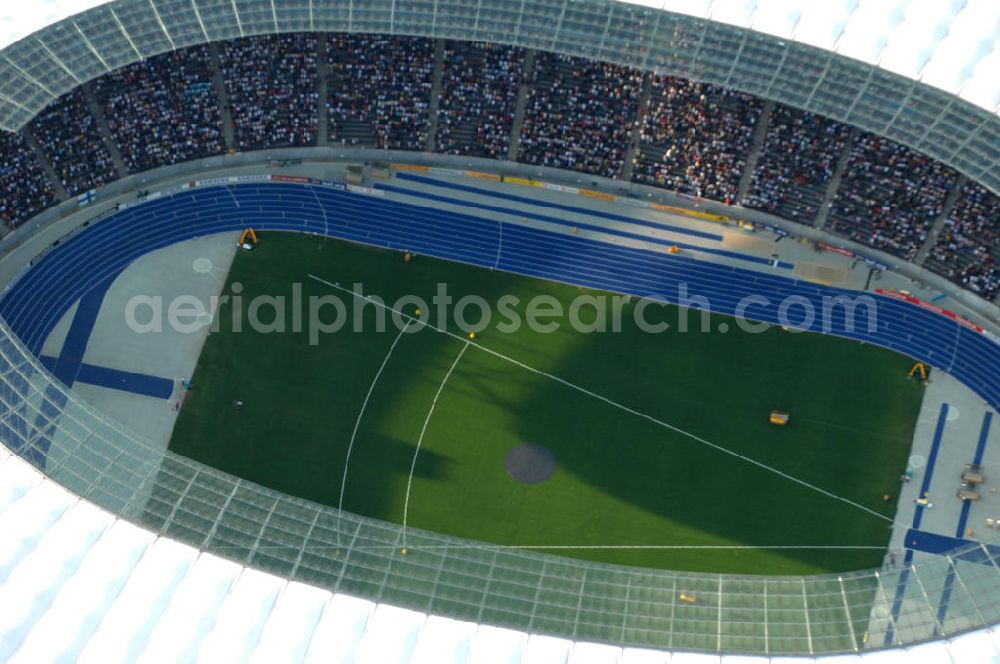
[18,274,118,469]
[49,274,118,388]
[378,178,794,270]
[3,182,997,422]
[887,403,950,645]
[394,171,725,241]
[913,404,950,531]
[955,501,972,539]
[905,528,971,554]
[954,412,992,538]
[973,412,993,466]
[39,355,174,400]
[935,564,957,636]
[886,557,912,646]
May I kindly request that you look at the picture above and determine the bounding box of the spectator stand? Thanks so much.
[94,44,224,174]
[926,182,1000,300]
[221,34,320,151]
[28,88,118,197]
[633,75,762,203]
[327,34,434,151]
[827,132,958,261]
[0,131,56,231]
[518,52,643,180]
[742,104,851,225]
[435,41,525,160]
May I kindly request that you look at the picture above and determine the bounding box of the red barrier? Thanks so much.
[876,289,983,333]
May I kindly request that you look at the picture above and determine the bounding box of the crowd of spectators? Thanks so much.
[95,45,224,173]
[742,105,850,223]
[926,182,1000,299]
[828,133,958,260]
[7,35,1000,308]
[633,76,761,202]
[436,41,524,159]
[222,34,319,150]
[327,35,433,150]
[518,52,642,179]
[28,89,118,197]
[0,131,56,230]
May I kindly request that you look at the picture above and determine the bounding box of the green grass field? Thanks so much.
[170,232,925,575]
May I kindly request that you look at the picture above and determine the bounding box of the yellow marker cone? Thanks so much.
[468,332,476,340]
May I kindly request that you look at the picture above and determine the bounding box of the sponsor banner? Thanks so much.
[347,184,384,197]
[427,167,463,176]
[815,242,889,271]
[314,179,347,191]
[687,210,730,223]
[195,174,271,187]
[751,222,789,237]
[392,163,429,172]
[816,241,855,258]
[677,192,707,205]
[650,203,687,214]
[864,257,890,271]
[133,183,189,204]
[614,196,650,209]
[579,189,614,202]
[539,182,578,194]
[465,171,501,181]
[271,174,311,184]
[157,183,191,199]
[504,176,539,187]
[875,289,983,333]
[650,203,730,225]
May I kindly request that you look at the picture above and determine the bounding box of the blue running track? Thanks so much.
[1,182,999,415]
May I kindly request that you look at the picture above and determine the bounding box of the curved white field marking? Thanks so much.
[309,274,893,524]
[225,543,887,553]
[402,341,469,545]
[337,320,413,536]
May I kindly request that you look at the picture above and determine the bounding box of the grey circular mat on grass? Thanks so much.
[504,443,556,484]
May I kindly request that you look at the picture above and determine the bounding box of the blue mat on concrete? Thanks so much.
[904,528,972,554]
[39,355,174,400]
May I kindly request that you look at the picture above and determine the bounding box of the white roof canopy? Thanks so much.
[5,446,1000,662]
[622,0,1000,114]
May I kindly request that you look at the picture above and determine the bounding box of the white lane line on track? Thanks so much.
[337,320,413,543]
[308,273,893,525]
[225,185,240,208]
[309,185,328,235]
[402,341,469,546]
[494,220,503,270]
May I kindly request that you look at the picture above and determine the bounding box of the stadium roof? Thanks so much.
[3,0,998,115]
[5,445,1000,662]
[622,0,1000,115]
